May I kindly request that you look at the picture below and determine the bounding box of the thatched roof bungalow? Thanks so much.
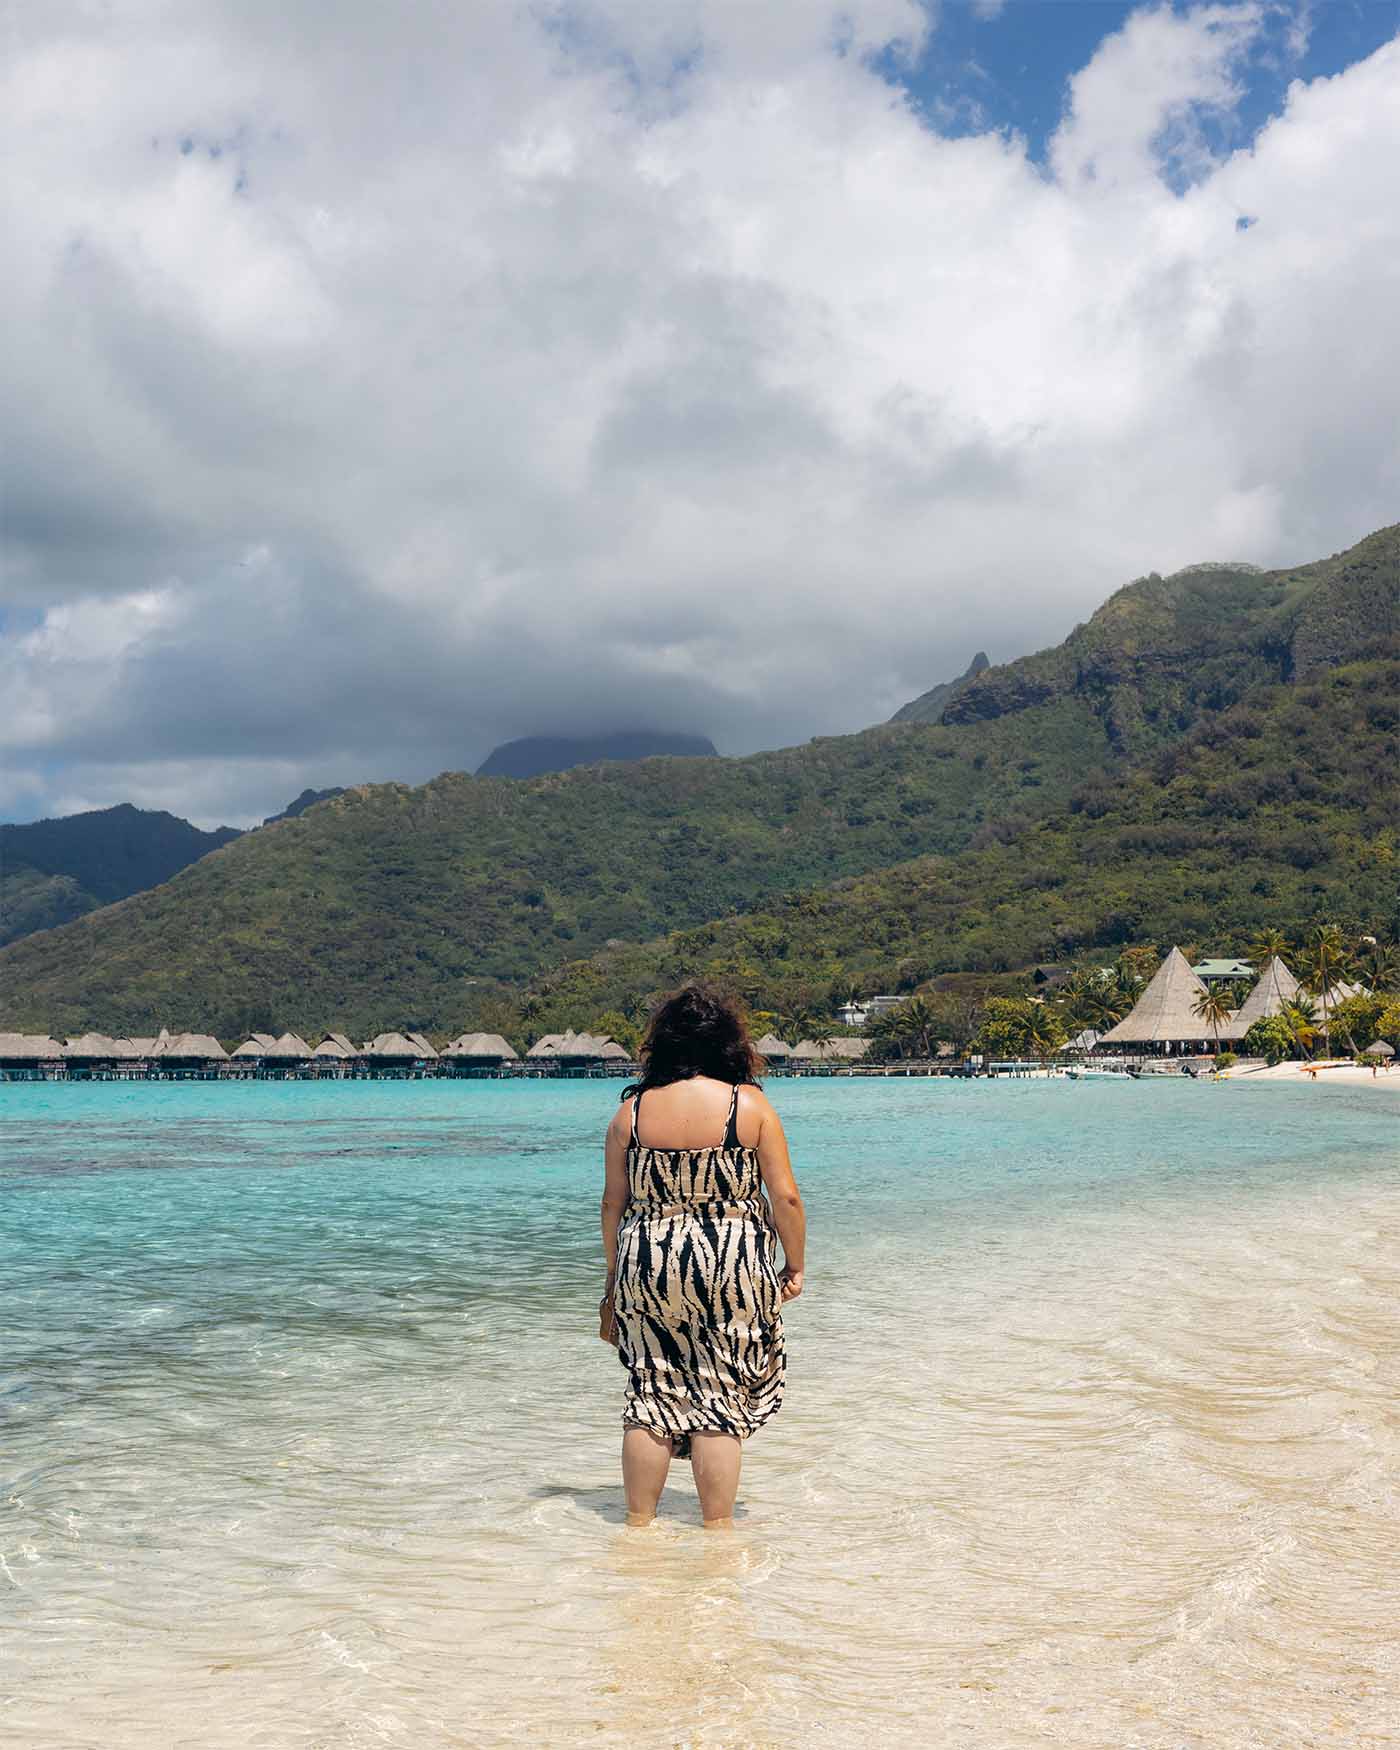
[313,1033,359,1060]
[754,1033,792,1060]
[62,1033,133,1061]
[152,1032,229,1063]
[232,1033,279,1059]
[527,1029,608,1061]
[1219,957,1299,1042]
[1097,948,1218,1051]
[790,1037,870,1064]
[525,1029,630,1070]
[442,1032,519,1062]
[0,1032,64,1065]
[363,1032,438,1062]
[233,1032,314,1062]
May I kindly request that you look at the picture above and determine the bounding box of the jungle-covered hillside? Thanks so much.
[0,522,1394,1038]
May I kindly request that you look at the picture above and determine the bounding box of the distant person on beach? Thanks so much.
[601,985,805,1529]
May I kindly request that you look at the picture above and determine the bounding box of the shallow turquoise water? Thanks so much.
[3,1078,1398,1747]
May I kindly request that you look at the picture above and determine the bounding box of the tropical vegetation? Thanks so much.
[0,523,1396,1038]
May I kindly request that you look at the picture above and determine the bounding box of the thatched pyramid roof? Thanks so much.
[527,1029,611,1060]
[232,1033,280,1058]
[754,1033,792,1058]
[262,1032,313,1059]
[314,1033,358,1058]
[1220,957,1300,1041]
[364,1032,436,1059]
[62,1033,120,1058]
[442,1032,519,1059]
[1098,949,1211,1044]
[154,1033,229,1060]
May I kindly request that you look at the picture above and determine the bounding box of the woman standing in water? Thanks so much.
[601,985,806,1529]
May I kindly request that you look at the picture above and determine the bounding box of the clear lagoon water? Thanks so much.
[3,1077,1398,1747]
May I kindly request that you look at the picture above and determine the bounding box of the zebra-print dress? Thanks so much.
[614,1085,786,1459]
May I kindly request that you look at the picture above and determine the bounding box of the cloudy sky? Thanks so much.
[3,0,1399,827]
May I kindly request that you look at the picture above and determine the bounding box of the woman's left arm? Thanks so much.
[601,1106,631,1290]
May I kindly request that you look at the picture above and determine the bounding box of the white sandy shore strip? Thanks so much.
[1222,1058,1400,1087]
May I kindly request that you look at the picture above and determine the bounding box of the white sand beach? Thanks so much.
[1223,1058,1400,1087]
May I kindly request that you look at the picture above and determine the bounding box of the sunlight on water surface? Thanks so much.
[3,1078,1398,1747]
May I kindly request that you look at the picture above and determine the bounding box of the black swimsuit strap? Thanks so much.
[630,1092,641,1147]
[723,1084,741,1151]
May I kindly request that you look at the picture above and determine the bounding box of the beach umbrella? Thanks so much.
[1361,1040,1394,1058]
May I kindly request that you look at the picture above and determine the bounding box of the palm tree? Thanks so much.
[1246,926,1291,970]
[1283,996,1319,1059]
[1192,986,1235,1057]
[1299,924,1350,1055]
[1358,936,1400,994]
[898,996,937,1059]
[1023,1006,1068,1068]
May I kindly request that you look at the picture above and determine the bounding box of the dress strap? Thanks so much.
[722,1084,741,1150]
[630,1093,642,1148]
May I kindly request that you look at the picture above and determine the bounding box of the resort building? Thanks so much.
[0,1033,64,1078]
[363,1032,438,1072]
[440,1032,519,1075]
[1097,949,1221,1055]
[789,1037,871,1068]
[232,1033,314,1071]
[314,1033,359,1063]
[1191,957,1255,990]
[1219,957,1299,1042]
[524,1030,634,1074]
[836,996,903,1027]
[754,1033,793,1061]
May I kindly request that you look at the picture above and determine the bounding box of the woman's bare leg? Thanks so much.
[690,1432,741,1528]
[621,1427,673,1525]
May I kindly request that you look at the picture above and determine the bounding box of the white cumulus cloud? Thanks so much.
[1,0,1398,826]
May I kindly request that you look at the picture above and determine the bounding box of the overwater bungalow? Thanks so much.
[362,1032,438,1076]
[525,1029,630,1075]
[0,1033,65,1079]
[1097,948,1220,1055]
[232,1032,315,1075]
[309,1032,359,1077]
[61,1034,145,1078]
[440,1032,519,1076]
[151,1032,230,1075]
[755,1033,793,1062]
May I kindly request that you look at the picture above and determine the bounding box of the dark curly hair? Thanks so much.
[622,982,765,1095]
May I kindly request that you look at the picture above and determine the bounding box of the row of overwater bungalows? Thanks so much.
[0,1025,872,1081]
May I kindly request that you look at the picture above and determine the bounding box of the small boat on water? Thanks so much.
[1065,1065,1140,1080]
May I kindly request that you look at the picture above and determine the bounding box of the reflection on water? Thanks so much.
[2,1079,1398,1746]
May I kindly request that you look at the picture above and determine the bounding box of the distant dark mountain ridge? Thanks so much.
[0,805,240,949]
[890,651,990,723]
[264,787,347,825]
[476,731,719,779]
[0,520,1395,1034]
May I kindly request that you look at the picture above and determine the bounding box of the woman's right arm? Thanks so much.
[754,1096,805,1301]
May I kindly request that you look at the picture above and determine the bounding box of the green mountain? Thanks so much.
[0,522,1395,1037]
[0,805,240,949]
[527,652,1400,1022]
